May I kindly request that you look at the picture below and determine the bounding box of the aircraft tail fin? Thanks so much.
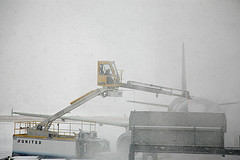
[182,43,187,91]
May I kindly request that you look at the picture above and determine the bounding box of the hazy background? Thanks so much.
[0,0,240,152]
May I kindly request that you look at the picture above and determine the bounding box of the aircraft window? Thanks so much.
[99,64,112,75]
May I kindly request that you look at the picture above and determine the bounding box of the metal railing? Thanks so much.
[14,121,96,139]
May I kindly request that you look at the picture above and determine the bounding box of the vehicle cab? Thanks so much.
[97,61,122,88]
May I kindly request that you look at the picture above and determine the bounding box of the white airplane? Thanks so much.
[128,43,240,113]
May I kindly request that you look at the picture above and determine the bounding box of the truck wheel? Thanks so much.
[142,153,158,160]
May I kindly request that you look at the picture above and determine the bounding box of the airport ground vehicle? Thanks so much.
[12,61,190,159]
[12,121,110,158]
[128,111,240,160]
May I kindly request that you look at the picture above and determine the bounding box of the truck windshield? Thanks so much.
[99,64,113,75]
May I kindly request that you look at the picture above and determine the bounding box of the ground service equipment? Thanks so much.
[13,61,191,158]
[12,88,112,158]
[13,121,110,158]
[128,111,240,160]
[33,61,190,133]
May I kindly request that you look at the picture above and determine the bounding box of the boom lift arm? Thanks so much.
[36,87,115,131]
[36,61,190,132]
[120,81,190,99]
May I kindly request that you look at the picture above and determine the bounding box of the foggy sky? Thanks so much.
[1,0,240,152]
[0,0,240,117]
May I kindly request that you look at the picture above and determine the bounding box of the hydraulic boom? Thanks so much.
[35,87,115,131]
[34,61,191,133]
[120,81,190,99]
